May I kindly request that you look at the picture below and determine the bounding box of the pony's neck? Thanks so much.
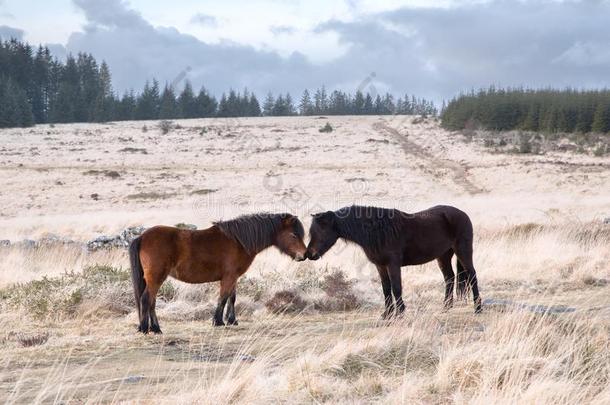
[251,236,276,255]
[335,216,365,247]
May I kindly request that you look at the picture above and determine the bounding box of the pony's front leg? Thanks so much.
[213,294,229,326]
[213,276,237,326]
[388,264,405,315]
[226,289,238,326]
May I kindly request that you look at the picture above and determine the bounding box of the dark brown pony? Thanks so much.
[130,213,307,333]
[305,205,481,317]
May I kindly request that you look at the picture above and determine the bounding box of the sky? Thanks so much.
[1,0,609,102]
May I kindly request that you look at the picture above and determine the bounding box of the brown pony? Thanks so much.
[130,213,307,333]
[306,205,481,317]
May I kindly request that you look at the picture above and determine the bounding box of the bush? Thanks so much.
[593,143,607,156]
[319,122,333,133]
[0,265,175,320]
[159,120,174,134]
[315,270,361,312]
[265,290,307,314]
[518,133,532,154]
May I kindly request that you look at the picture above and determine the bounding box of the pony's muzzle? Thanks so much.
[294,253,306,262]
[306,250,320,260]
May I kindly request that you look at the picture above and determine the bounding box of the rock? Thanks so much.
[604,217,610,225]
[123,375,145,384]
[38,233,77,246]
[175,223,197,230]
[556,139,579,152]
[18,239,37,249]
[0,240,10,247]
[87,226,146,251]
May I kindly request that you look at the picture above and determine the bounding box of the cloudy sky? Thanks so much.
[1,0,609,102]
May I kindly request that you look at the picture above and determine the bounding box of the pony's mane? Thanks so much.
[334,205,410,253]
[214,213,303,254]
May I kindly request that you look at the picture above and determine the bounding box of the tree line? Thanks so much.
[441,87,610,134]
[0,37,438,128]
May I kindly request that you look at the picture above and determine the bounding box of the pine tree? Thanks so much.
[262,92,274,116]
[92,61,114,122]
[374,95,383,115]
[217,93,229,117]
[248,94,261,116]
[178,81,198,118]
[314,86,328,114]
[136,79,160,120]
[353,91,365,115]
[31,46,51,123]
[285,93,295,115]
[197,87,217,117]
[159,84,178,119]
[592,101,610,133]
[382,93,395,115]
[299,89,313,115]
[116,91,136,121]
[364,93,374,115]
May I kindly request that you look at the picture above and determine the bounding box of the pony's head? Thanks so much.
[275,214,307,261]
[305,211,339,260]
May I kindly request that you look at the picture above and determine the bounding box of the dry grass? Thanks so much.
[0,221,607,403]
[0,116,608,403]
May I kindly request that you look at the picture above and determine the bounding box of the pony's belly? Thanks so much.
[170,266,221,284]
[403,256,438,266]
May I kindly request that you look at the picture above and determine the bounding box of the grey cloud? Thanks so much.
[65,0,610,103]
[68,0,322,96]
[190,13,218,27]
[0,25,23,40]
[73,0,147,29]
[270,25,296,35]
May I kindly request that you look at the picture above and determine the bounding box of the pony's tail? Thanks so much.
[129,236,146,313]
[456,260,468,299]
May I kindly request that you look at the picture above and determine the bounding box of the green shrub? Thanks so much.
[519,133,532,153]
[0,265,175,320]
[319,122,333,133]
[159,120,174,134]
[593,143,607,156]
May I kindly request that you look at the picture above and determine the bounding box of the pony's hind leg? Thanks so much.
[456,260,468,300]
[226,289,238,326]
[149,287,162,334]
[454,240,482,313]
[437,249,455,310]
[139,283,162,334]
[375,264,394,319]
[139,286,151,333]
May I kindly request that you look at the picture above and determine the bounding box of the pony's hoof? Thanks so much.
[380,312,393,320]
[212,319,225,327]
[151,326,163,334]
[137,325,149,334]
[474,307,483,314]
[227,319,239,326]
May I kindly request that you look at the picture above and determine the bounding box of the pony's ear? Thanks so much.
[313,211,335,224]
[281,215,297,226]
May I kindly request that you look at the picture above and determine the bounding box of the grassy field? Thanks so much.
[0,116,608,403]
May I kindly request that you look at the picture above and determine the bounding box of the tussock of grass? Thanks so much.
[0,265,175,320]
